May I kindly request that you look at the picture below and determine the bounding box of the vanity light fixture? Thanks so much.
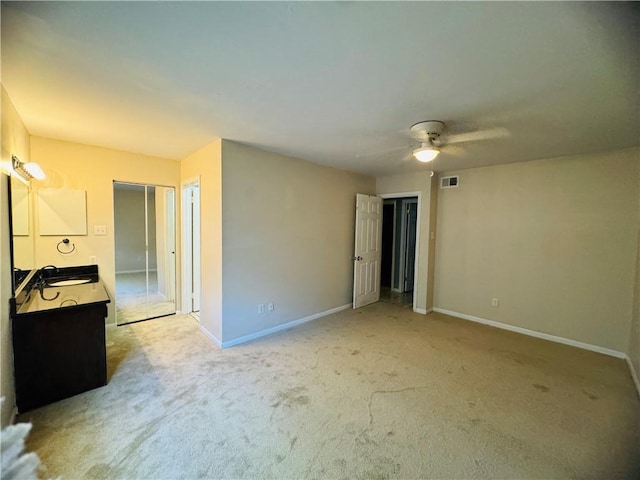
[12,155,46,183]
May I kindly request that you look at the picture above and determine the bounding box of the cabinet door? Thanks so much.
[13,305,107,413]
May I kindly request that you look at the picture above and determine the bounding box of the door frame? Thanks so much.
[378,191,421,312]
[181,177,201,316]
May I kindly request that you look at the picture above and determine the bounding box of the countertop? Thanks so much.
[12,265,111,316]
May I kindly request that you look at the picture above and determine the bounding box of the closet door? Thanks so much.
[114,182,176,325]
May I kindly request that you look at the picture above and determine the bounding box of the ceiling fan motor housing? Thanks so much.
[410,120,445,142]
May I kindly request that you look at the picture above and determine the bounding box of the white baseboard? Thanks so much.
[220,304,352,348]
[625,355,640,398]
[432,308,626,359]
[199,325,222,348]
[414,307,427,315]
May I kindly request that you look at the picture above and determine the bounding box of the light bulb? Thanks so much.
[413,146,439,163]
[23,162,46,180]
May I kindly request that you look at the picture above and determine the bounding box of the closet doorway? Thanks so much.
[113,181,176,325]
[380,196,418,308]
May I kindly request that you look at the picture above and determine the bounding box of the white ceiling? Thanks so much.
[2,2,638,176]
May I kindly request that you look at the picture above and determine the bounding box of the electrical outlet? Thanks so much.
[491,298,499,307]
[258,304,265,314]
[94,225,107,236]
[89,256,97,265]
[267,302,274,312]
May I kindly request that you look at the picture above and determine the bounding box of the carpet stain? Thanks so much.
[334,370,341,375]
[272,386,310,408]
[351,350,361,356]
[582,390,598,400]
[504,351,525,365]
[533,384,550,392]
[85,463,114,479]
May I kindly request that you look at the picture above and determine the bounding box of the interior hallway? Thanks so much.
[18,303,640,479]
[379,286,413,309]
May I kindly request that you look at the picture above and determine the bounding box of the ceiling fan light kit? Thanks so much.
[413,145,439,162]
[410,120,445,163]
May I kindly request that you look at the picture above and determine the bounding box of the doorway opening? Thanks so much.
[380,196,418,309]
[182,179,201,320]
[113,181,176,325]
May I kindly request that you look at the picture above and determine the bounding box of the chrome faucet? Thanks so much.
[36,266,60,301]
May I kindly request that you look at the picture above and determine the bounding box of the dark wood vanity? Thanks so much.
[10,265,110,412]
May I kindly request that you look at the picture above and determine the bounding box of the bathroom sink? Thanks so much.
[48,278,92,287]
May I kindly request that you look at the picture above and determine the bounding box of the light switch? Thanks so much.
[94,225,107,236]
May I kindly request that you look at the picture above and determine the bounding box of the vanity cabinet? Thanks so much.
[13,303,108,413]
[11,265,110,413]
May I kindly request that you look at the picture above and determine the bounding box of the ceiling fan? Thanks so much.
[409,120,509,163]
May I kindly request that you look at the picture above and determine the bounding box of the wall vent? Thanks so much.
[440,175,459,189]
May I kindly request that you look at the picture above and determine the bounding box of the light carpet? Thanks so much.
[18,303,640,479]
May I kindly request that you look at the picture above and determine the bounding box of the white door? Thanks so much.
[182,181,201,316]
[353,194,383,309]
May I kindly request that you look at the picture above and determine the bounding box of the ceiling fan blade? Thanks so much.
[444,127,510,145]
[440,144,467,157]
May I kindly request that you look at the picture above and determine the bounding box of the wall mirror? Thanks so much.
[8,174,36,293]
[37,188,87,235]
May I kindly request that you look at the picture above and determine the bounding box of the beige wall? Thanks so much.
[1,86,31,425]
[629,176,640,387]
[435,148,639,352]
[30,136,181,325]
[375,171,437,313]
[181,140,223,341]
[220,140,375,342]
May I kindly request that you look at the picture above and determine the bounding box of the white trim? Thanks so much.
[625,355,640,398]
[199,325,222,348]
[432,308,626,359]
[220,304,352,348]
[414,307,427,315]
[10,406,17,425]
